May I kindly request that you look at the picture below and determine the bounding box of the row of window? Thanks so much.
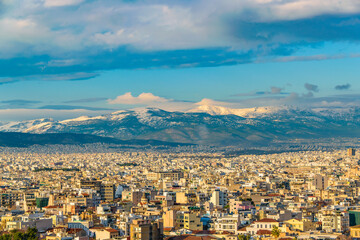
[256,224,277,229]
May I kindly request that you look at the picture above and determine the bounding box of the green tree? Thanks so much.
[25,227,38,240]
[0,227,38,240]
[271,226,281,240]
[12,231,24,240]
[238,234,251,240]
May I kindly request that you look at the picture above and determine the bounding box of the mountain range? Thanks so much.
[1,105,360,146]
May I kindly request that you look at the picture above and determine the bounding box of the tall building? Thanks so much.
[36,197,49,209]
[122,190,143,205]
[0,190,23,208]
[349,210,360,226]
[80,179,102,192]
[163,208,176,228]
[319,209,349,233]
[176,211,202,231]
[313,174,328,190]
[101,183,115,202]
[210,189,228,208]
[130,219,163,240]
[24,192,37,212]
[175,192,197,205]
[212,214,241,234]
[348,148,356,156]
[147,171,184,181]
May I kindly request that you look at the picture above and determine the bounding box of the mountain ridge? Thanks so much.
[1,105,360,146]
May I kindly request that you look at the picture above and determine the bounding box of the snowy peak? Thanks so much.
[188,105,295,118]
[59,115,107,124]
[0,118,54,132]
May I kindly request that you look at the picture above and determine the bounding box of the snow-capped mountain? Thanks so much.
[0,106,360,146]
[188,105,299,118]
[0,118,54,133]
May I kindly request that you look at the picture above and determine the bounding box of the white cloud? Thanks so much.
[88,3,218,50]
[1,0,360,57]
[0,18,52,57]
[108,92,170,105]
[270,0,360,21]
[44,0,84,7]
[1,0,360,77]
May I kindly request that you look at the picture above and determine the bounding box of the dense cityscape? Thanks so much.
[0,146,359,240]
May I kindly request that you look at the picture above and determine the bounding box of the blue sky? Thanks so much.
[1,0,360,120]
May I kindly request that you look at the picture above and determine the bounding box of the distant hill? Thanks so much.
[1,105,360,146]
[0,132,191,148]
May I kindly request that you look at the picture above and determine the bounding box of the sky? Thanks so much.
[1,0,360,121]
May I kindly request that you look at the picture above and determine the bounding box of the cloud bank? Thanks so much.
[108,92,170,105]
[2,0,360,81]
